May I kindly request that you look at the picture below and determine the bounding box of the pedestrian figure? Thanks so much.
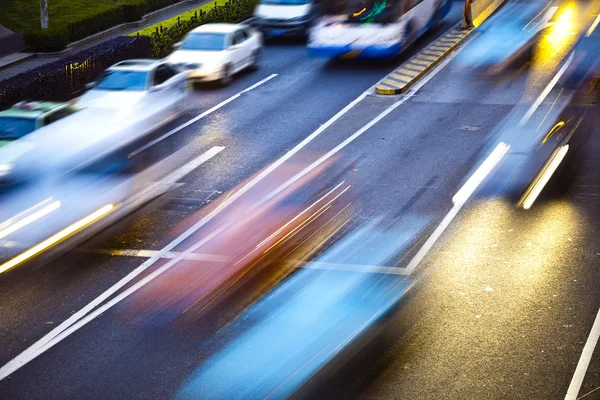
[462,0,474,29]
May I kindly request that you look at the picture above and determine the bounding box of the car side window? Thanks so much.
[153,65,177,86]
[241,29,251,40]
[233,30,245,45]
[43,107,76,126]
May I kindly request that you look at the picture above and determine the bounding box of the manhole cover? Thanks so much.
[459,125,484,131]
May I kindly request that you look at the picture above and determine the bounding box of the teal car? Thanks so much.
[0,101,78,182]
[0,101,77,145]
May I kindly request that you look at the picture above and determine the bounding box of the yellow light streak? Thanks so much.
[545,4,575,47]
[0,204,114,274]
[519,145,569,210]
[353,7,366,17]
[587,13,600,37]
[541,121,565,144]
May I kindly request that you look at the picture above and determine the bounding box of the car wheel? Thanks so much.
[249,50,261,71]
[219,64,233,87]
[406,21,416,47]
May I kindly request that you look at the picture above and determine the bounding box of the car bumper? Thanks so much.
[307,43,403,59]
[255,20,312,37]
[186,68,224,82]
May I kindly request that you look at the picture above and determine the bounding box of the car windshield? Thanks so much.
[181,33,227,51]
[260,0,311,4]
[0,117,36,144]
[95,70,149,91]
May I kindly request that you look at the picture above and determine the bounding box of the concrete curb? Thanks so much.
[375,24,474,95]
[0,52,36,71]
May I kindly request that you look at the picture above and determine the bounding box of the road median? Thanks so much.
[376,26,473,95]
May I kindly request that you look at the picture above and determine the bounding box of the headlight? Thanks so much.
[0,163,14,176]
[186,63,202,69]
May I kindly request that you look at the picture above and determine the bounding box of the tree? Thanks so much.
[40,0,49,29]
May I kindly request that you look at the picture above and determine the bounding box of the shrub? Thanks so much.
[23,26,70,53]
[67,6,127,43]
[135,0,258,58]
[0,36,153,110]
[133,0,229,37]
[124,0,148,23]
[147,0,182,12]
[13,0,183,53]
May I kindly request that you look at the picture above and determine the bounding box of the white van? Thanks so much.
[252,0,323,37]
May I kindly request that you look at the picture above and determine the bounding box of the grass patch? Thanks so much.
[0,0,139,33]
[0,0,185,52]
[132,0,229,37]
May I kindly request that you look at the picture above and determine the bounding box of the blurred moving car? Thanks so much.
[465,28,600,208]
[119,156,351,327]
[0,60,190,183]
[77,59,188,114]
[253,0,322,37]
[0,101,78,183]
[456,1,561,72]
[174,219,418,400]
[167,23,262,86]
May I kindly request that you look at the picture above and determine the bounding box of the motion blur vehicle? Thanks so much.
[253,0,322,37]
[174,218,419,400]
[167,24,262,86]
[78,59,188,113]
[456,1,561,72]
[0,60,190,183]
[308,0,450,58]
[0,101,78,183]
[466,28,600,209]
[119,156,351,327]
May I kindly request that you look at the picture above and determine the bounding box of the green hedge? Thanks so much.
[133,0,228,36]
[24,26,70,53]
[22,0,182,53]
[124,0,148,23]
[134,0,257,58]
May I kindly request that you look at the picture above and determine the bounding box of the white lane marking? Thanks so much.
[129,74,278,158]
[97,250,407,275]
[586,12,600,37]
[452,142,510,205]
[0,34,471,379]
[404,142,510,274]
[124,146,225,206]
[518,52,574,127]
[262,40,466,205]
[0,146,224,379]
[98,249,231,263]
[156,146,225,184]
[564,308,600,400]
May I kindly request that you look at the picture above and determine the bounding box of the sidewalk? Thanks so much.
[0,0,210,83]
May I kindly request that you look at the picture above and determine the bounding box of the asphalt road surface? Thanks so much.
[1,0,599,399]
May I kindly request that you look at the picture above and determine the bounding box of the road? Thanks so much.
[1,0,599,399]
